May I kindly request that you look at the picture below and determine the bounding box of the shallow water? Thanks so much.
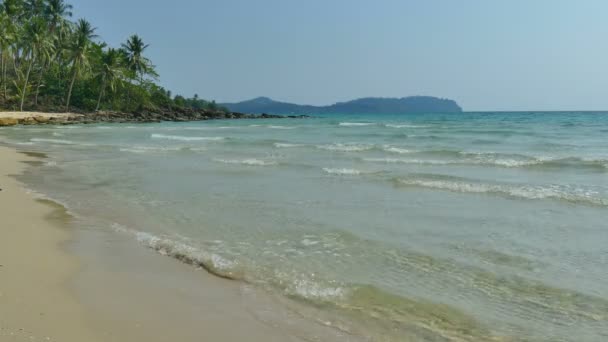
[2,112,608,341]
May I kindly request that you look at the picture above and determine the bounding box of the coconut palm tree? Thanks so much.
[0,0,23,101]
[19,16,54,111]
[65,18,96,111]
[23,0,45,17]
[95,47,123,111]
[45,0,72,33]
[121,34,156,85]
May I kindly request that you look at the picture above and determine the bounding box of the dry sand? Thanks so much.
[0,146,99,341]
[0,112,81,119]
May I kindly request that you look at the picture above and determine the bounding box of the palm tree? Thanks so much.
[65,18,96,111]
[95,47,123,111]
[19,16,54,111]
[0,0,23,101]
[23,0,45,17]
[44,0,72,33]
[121,34,156,84]
[31,0,72,106]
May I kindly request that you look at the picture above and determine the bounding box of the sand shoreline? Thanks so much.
[0,146,100,341]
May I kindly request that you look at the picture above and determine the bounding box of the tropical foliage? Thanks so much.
[0,0,224,112]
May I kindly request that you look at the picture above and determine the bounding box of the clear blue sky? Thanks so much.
[71,0,608,111]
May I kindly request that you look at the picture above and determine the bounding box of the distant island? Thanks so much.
[222,96,462,115]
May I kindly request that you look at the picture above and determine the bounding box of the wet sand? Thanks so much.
[0,146,99,341]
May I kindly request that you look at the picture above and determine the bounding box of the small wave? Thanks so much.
[112,224,242,280]
[394,175,607,206]
[322,168,362,175]
[249,124,297,129]
[268,125,297,130]
[183,126,234,130]
[119,145,183,154]
[274,142,305,148]
[364,158,451,165]
[338,122,375,127]
[30,138,75,145]
[317,143,373,152]
[151,133,225,142]
[214,158,277,166]
[382,145,416,154]
[96,126,112,129]
[52,132,64,137]
[385,123,429,128]
[1,139,35,145]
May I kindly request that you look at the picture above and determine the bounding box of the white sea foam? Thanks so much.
[396,178,607,206]
[338,122,375,127]
[214,158,278,166]
[52,132,65,137]
[385,123,429,128]
[317,143,373,152]
[30,138,75,145]
[322,168,362,175]
[268,125,297,129]
[363,158,451,165]
[274,142,305,148]
[249,124,297,129]
[119,145,183,154]
[112,224,240,278]
[382,145,416,154]
[151,133,225,141]
[290,279,347,301]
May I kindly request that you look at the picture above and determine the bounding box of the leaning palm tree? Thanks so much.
[95,47,123,111]
[65,18,96,111]
[19,16,54,111]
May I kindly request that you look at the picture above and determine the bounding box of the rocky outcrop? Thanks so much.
[0,117,18,126]
[0,109,308,127]
[49,110,305,125]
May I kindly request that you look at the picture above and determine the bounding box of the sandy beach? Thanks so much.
[0,112,80,119]
[0,146,99,341]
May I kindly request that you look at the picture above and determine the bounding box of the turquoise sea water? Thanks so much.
[1,112,608,341]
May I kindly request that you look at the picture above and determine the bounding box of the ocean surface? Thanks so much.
[2,112,608,341]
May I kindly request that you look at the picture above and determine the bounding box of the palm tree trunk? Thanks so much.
[0,52,5,102]
[19,56,34,112]
[65,63,78,112]
[34,62,48,106]
[95,76,106,112]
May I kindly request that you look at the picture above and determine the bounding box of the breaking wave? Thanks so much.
[30,138,75,145]
[338,122,375,127]
[151,133,225,141]
[316,143,373,152]
[322,168,362,175]
[394,174,608,206]
[214,158,278,166]
[385,123,430,128]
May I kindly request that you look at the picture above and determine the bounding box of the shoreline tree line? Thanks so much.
[0,0,227,113]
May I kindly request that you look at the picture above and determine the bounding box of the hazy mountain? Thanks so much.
[222,96,462,114]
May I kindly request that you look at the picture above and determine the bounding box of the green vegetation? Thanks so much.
[0,0,226,113]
